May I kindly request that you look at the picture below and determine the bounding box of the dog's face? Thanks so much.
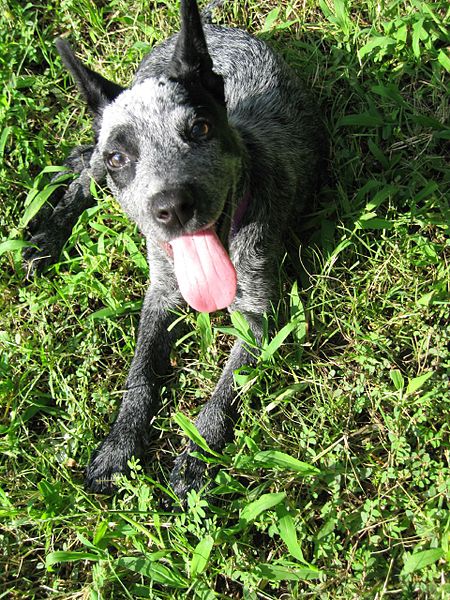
[57,0,243,311]
[56,0,243,243]
[96,75,242,241]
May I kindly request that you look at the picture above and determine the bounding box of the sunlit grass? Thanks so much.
[0,0,449,598]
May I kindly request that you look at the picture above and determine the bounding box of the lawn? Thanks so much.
[0,0,449,598]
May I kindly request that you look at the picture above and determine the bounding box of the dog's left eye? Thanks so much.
[189,120,211,141]
[106,152,130,170]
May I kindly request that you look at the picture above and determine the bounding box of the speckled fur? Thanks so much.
[24,0,325,499]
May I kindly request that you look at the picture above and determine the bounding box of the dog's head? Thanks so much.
[57,0,243,243]
[57,0,244,312]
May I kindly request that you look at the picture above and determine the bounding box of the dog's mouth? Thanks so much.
[162,190,249,313]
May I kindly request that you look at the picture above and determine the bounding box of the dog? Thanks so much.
[23,0,325,499]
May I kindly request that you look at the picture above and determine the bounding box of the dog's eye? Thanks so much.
[106,152,130,170]
[189,120,211,141]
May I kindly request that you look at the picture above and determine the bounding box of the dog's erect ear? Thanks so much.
[56,38,125,115]
[168,0,225,106]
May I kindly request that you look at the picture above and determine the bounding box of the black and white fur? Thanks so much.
[24,0,325,498]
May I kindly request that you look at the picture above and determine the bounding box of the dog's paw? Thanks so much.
[169,446,210,501]
[22,231,65,275]
[85,438,139,494]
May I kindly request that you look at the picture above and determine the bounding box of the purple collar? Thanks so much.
[230,191,251,237]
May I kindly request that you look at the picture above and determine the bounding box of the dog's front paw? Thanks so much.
[23,231,66,275]
[169,446,210,500]
[85,437,140,494]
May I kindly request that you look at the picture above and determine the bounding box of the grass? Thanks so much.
[0,0,449,597]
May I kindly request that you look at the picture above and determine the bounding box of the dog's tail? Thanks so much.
[201,0,226,24]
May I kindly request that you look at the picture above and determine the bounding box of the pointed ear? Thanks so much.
[55,38,125,115]
[168,0,225,106]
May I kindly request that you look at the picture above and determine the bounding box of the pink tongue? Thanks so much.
[170,229,237,312]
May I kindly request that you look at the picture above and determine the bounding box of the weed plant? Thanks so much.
[0,0,449,598]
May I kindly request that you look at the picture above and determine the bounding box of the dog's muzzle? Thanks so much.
[150,188,195,233]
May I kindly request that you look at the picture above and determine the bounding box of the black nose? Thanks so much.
[151,189,195,229]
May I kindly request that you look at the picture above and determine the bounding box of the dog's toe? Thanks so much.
[85,457,121,495]
[170,448,210,501]
[84,440,135,494]
[84,469,119,495]
[22,232,64,275]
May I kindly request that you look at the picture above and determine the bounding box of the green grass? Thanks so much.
[1,0,449,598]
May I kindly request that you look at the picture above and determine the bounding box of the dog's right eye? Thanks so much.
[106,152,130,170]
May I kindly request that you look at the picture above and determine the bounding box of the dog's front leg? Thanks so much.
[85,273,183,494]
[170,310,263,500]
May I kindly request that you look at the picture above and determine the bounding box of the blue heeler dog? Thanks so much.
[24,0,325,498]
